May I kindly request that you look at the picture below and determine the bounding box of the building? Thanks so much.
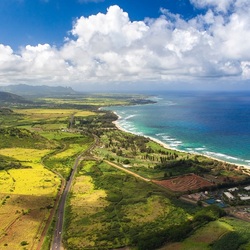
[224,192,235,200]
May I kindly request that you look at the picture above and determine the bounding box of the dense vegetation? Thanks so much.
[211,218,250,250]
[64,160,227,250]
[0,90,250,250]
[0,154,31,170]
[0,127,55,149]
[93,130,248,187]
[43,135,93,178]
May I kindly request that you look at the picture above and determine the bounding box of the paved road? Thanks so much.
[51,135,98,250]
[51,153,82,250]
[51,134,150,249]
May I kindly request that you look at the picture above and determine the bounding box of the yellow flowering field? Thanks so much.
[52,143,85,159]
[0,148,50,169]
[0,147,60,249]
[15,108,96,119]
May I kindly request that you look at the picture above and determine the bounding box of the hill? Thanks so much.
[0,84,78,97]
[0,91,30,104]
[0,127,56,149]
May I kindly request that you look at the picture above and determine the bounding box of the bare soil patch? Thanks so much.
[153,173,215,192]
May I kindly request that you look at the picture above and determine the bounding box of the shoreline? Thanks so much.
[113,118,250,171]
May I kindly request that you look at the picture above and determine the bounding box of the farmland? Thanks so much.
[152,174,215,192]
[0,147,60,249]
[1,93,250,250]
[0,104,95,249]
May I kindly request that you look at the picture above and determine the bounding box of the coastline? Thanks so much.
[113,118,250,171]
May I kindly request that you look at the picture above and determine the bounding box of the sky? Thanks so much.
[0,0,250,91]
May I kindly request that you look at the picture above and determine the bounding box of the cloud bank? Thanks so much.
[1,1,250,89]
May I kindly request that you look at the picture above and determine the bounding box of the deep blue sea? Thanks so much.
[105,91,250,167]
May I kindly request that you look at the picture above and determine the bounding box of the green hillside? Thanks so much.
[0,127,56,149]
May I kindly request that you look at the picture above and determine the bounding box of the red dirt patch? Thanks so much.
[153,173,215,192]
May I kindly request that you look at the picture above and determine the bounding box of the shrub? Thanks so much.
[123,159,130,164]
[20,241,28,246]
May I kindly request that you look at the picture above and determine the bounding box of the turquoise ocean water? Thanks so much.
[105,91,250,167]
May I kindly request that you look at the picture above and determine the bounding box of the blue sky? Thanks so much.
[1,0,199,50]
[0,0,250,91]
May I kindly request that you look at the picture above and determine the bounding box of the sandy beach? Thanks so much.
[113,119,250,172]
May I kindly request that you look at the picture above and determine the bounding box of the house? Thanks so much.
[240,196,250,201]
[228,187,238,192]
[224,192,235,200]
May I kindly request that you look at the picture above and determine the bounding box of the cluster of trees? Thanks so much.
[156,159,210,174]
[73,111,118,134]
[133,205,226,250]
[0,155,30,170]
[0,127,53,149]
[0,127,33,138]
[0,107,13,115]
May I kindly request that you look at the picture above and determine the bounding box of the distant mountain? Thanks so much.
[0,91,30,104]
[0,84,78,97]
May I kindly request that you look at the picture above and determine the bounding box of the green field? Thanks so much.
[162,217,250,250]
[1,94,250,250]
[64,160,230,250]
[64,160,192,249]
[0,104,94,249]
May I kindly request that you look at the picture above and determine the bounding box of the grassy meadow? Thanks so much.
[64,160,193,250]
[1,94,250,250]
[162,217,250,250]
[0,102,96,249]
[65,158,238,250]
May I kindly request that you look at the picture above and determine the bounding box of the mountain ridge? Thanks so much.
[0,91,30,104]
[0,84,78,97]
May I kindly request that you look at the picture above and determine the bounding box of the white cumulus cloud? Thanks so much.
[0,4,250,88]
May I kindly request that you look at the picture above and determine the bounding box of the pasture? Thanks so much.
[40,93,147,106]
[14,108,96,126]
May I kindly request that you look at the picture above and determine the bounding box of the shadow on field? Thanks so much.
[7,193,55,219]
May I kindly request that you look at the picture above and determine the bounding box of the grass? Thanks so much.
[38,131,82,140]
[64,160,191,250]
[14,108,95,121]
[1,93,250,250]
[40,94,148,106]
[44,135,93,178]
[0,193,56,250]
[161,217,250,250]
[0,94,153,249]
[95,129,248,184]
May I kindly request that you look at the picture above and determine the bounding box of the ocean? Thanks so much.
[104,91,250,167]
